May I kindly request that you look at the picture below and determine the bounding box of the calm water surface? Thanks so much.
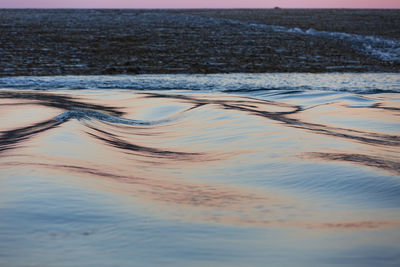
[1,73,400,266]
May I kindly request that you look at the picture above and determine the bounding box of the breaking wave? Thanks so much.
[177,13,400,62]
[249,22,400,62]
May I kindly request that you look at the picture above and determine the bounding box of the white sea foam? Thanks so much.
[280,26,400,62]
[176,13,400,62]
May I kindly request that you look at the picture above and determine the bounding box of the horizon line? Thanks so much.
[1,7,400,9]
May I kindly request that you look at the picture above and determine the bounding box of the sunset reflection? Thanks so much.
[1,89,399,233]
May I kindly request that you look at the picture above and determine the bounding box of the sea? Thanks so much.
[0,72,399,266]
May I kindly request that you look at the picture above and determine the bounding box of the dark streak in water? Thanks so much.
[86,129,202,160]
[0,91,124,116]
[4,160,400,230]
[0,91,127,153]
[0,119,61,152]
[0,91,209,159]
[370,103,400,112]
[307,152,400,175]
[144,93,400,147]
[3,161,269,210]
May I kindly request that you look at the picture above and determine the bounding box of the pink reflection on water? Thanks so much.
[1,90,400,230]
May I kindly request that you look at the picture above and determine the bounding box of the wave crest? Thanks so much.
[55,109,176,126]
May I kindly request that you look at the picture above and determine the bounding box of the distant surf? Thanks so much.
[0,73,399,94]
[149,13,400,62]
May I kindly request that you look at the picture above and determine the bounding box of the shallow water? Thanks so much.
[1,73,400,266]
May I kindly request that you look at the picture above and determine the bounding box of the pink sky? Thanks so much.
[1,0,399,9]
